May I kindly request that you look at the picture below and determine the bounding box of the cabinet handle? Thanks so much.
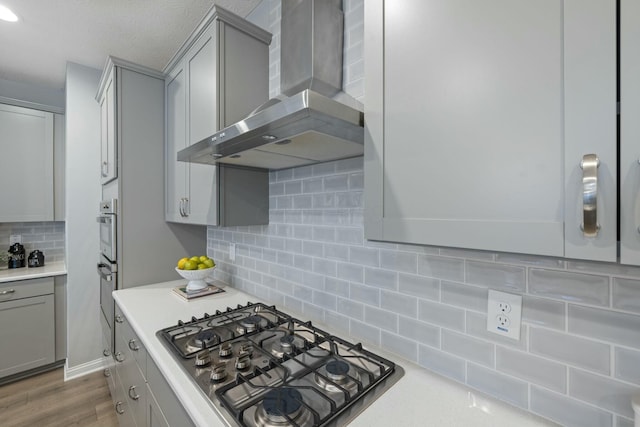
[128,339,139,351]
[0,289,15,295]
[183,197,189,217]
[104,368,111,378]
[103,348,110,357]
[179,199,184,217]
[580,154,600,237]
[115,352,125,363]
[115,314,124,324]
[115,401,125,414]
[128,385,140,401]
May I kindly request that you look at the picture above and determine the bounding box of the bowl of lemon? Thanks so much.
[175,255,216,291]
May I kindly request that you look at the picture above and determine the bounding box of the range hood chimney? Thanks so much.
[177,0,364,170]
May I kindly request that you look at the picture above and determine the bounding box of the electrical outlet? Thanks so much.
[9,234,22,244]
[229,243,236,261]
[487,290,522,340]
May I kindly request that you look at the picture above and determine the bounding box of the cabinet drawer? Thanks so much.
[147,356,195,427]
[0,277,54,302]
[115,305,147,377]
[113,370,136,427]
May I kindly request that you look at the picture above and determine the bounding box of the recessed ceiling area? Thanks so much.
[0,0,262,91]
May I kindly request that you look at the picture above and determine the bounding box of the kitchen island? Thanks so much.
[113,280,557,427]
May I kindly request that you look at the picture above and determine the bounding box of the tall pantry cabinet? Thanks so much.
[365,0,640,265]
[165,6,271,226]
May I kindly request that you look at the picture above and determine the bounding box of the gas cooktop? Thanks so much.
[157,302,404,427]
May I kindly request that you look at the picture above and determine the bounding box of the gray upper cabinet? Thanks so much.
[165,6,271,226]
[364,0,628,263]
[99,67,117,184]
[0,103,58,222]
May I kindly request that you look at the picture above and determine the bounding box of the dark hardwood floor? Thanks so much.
[0,367,118,427]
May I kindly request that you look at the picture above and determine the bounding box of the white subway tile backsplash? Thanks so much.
[417,345,466,383]
[418,255,465,281]
[569,305,640,349]
[324,175,349,192]
[349,246,379,267]
[363,267,397,291]
[418,300,465,332]
[441,281,488,312]
[365,306,398,333]
[530,386,613,427]
[399,317,439,346]
[312,258,337,277]
[466,261,526,292]
[614,347,640,385]
[337,297,365,320]
[336,262,363,283]
[302,177,323,193]
[324,243,349,261]
[324,277,350,298]
[569,368,637,419]
[497,347,567,393]
[530,268,610,306]
[467,364,529,409]
[313,291,337,311]
[350,319,380,346]
[612,277,640,313]
[441,330,494,367]
[379,250,417,274]
[349,283,380,306]
[381,291,417,318]
[398,273,440,301]
[530,327,610,375]
[522,295,566,330]
[381,331,417,362]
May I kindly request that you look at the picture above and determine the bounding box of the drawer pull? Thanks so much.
[115,401,125,415]
[103,349,110,357]
[128,339,140,351]
[115,314,124,324]
[0,289,16,295]
[115,352,125,363]
[104,368,111,378]
[580,154,600,237]
[128,385,140,401]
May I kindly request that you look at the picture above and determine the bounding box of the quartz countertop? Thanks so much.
[113,281,558,427]
[0,261,66,283]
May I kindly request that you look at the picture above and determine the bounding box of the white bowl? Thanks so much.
[175,266,216,291]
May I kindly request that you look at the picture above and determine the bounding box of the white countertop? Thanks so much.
[0,261,66,283]
[113,281,557,427]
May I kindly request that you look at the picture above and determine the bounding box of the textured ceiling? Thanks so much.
[0,0,262,91]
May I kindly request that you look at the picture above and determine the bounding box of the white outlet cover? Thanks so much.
[487,290,522,340]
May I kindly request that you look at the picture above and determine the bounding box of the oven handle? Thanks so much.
[97,263,114,281]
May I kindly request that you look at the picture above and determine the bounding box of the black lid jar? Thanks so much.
[8,243,26,269]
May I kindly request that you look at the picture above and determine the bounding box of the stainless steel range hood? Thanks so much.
[177,0,364,170]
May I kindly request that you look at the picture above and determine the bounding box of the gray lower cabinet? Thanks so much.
[0,278,55,378]
[113,304,195,427]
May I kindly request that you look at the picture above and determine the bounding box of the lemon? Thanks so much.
[199,255,209,263]
[189,256,200,263]
[177,257,189,270]
[184,260,198,270]
[203,258,214,268]
[197,263,209,270]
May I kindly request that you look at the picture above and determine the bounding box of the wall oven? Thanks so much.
[97,199,117,354]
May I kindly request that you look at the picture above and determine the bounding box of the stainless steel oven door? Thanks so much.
[97,258,117,332]
[97,215,116,262]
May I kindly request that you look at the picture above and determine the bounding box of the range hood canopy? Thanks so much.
[177,0,364,170]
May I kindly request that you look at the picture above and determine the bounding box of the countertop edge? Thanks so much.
[0,262,67,283]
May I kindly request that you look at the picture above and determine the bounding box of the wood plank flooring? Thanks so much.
[0,367,118,427]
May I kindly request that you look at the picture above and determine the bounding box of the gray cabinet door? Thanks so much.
[620,0,640,265]
[365,0,615,259]
[99,68,117,184]
[165,66,189,223]
[0,103,54,222]
[0,294,55,377]
[185,23,219,225]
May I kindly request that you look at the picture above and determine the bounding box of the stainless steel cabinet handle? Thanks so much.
[580,154,600,237]
[128,385,140,401]
[115,314,124,324]
[0,289,16,295]
[115,352,125,363]
[183,197,189,217]
[179,198,185,217]
[103,348,110,357]
[128,339,139,351]
[115,401,125,415]
[104,368,111,378]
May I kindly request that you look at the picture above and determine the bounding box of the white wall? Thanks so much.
[0,76,65,113]
[64,62,102,375]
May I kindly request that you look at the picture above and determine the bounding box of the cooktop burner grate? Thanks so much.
[157,302,403,427]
